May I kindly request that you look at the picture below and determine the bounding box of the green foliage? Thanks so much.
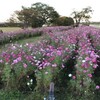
[15,2,59,28]
[0,90,24,100]
[35,67,54,97]
[55,16,74,26]
[0,26,100,99]
[72,6,93,26]
[15,6,33,28]
[31,2,59,27]
[0,23,23,27]
[2,64,16,90]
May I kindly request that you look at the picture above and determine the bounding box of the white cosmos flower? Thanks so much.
[30,79,33,83]
[68,74,72,77]
[26,43,29,46]
[82,60,85,63]
[20,45,22,47]
[33,56,36,59]
[44,98,46,100]
[27,82,30,86]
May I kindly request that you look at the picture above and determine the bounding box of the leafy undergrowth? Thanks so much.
[0,26,100,100]
[0,36,43,51]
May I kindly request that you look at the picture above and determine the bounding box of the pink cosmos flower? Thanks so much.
[0,60,3,63]
[57,50,62,56]
[92,58,97,63]
[96,85,100,89]
[23,63,27,68]
[83,70,87,73]
[13,59,18,64]
[90,51,95,58]
[88,74,92,78]
[72,76,76,79]
[17,57,22,61]
[52,63,57,67]
[65,48,69,52]
[49,57,55,61]
[93,65,97,69]
[5,57,10,62]
[46,53,51,57]
[62,64,65,68]
[85,57,90,61]
[12,54,17,58]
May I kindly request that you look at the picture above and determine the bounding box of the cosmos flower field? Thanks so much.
[0,25,100,99]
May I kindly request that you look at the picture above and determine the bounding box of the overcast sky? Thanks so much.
[0,0,100,22]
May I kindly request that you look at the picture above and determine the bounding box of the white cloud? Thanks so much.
[0,0,100,22]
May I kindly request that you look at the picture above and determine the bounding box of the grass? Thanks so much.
[0,26,43,51]
[16,36,43,44]
[90,24,100,28]
[0,27,22,32]
[0,36,43,52]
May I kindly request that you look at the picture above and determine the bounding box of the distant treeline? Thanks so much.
[90,22,100,25]
[0,22,23,27]
[81,22,100,26]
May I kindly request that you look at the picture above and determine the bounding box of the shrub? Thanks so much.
[55,16,74,26]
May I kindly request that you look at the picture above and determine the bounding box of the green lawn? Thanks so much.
[90,24,100,28]
[0,36,43,52]
[0,27,22,32]
[0,26,43,51]
[16,36,43,44]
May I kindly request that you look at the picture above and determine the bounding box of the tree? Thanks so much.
[6,14,23,27]
[15,6,34,28]
[31,2,59,27]
[7,13,18,23]
[15,2,59,28]
[55,16,74,26]
[71,7,93,26]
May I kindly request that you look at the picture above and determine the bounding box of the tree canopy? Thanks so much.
[15,6,34,27]
[15,2,59,28]
[55,16,74,26]
[72,6,93,26]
